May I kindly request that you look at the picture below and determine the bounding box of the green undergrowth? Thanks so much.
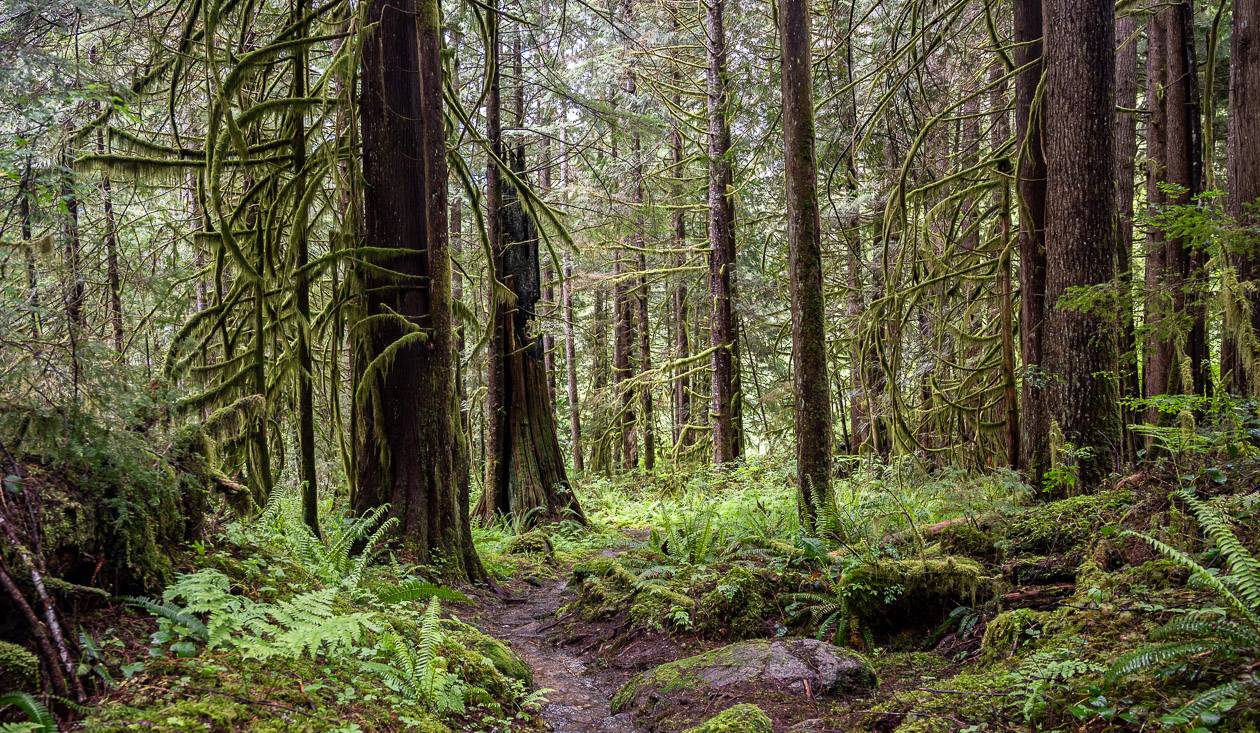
[556,454,1260,731]
[78,486,542,732]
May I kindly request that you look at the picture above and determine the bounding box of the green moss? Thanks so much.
[681,703,773,733]
[936,523,1000,563]
[441,617,532,690]
[696,566,772,639]
[0,641,39,692]
[979,608,1077,662]
[504,528,554,557]
[843,556,990,632]
[630,584,696,632]
[1003,490,1134,556]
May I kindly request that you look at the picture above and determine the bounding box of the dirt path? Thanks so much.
[470,572,642,733]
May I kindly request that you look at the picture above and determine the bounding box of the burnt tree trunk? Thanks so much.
[477,21,585,524]
[353,0,483,578]
[1043,0,1123,490]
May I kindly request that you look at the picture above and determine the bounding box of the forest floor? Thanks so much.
[465,547,643,733]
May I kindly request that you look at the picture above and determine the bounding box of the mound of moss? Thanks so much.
[681,703,773,733]
[0,641,39,692]
[1002,490,1134,556]
[842,556,991,635]
[503,528,554,558]
[695,565,774,639]
[936,522,1000,563]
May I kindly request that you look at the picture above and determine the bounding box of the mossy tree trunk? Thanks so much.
[353,0,484,579]
[779,0,832,528]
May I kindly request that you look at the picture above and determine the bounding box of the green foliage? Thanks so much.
[0,692,55,733]
[0,644,39,694]
[680,703,773,733]
[1107,487,1260,728]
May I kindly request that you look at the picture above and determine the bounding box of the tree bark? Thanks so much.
[1223,0,1260,395]
[354,0,483,579]
[1014,0,1049,481]
[1113,14,1140,457]
[1043,0,1122,490]
[707,0,739,465]
[779,0,832,527]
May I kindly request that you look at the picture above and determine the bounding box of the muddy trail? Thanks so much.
[467,560,643,733]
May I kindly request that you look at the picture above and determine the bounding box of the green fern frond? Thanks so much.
[0,692,55,733]
[1108,640,1216,682]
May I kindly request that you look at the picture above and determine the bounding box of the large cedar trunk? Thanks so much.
[1042,0,1122,490]
[707,0,739,465]
[780,0,832,525]
[1014,0,1049,481]
[353,0,483,579]
[1223,0,1260,395]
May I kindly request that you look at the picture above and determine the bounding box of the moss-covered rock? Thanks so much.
[842,556,991,635]
[629,584,696,632]
[441,617,533,689]
[504,528,554,558]
[696,566,773,640]
[0,641,39,692]
[681,703,773,733]
[979,608,1075,661]
[613,639,875,727]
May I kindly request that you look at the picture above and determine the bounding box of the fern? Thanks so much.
[374,580,470,606]
[1107,486,1260,726]
[363,599,466,715]
[0,692,55,733]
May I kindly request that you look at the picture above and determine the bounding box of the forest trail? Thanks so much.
[469,559,642,733]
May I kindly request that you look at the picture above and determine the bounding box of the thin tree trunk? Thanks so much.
[94,113,124,354]
[563,252,584,471]
[291,5,318,534]
[707,0,739,465]
[19,162,40,339]
[1015,0,1048,480]
[992,61,1019,468]
[779,0,831,526]
[1114,14,1140,457]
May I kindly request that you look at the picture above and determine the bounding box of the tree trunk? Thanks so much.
[1223,0,1260,395]
[992,61,1020,468]
[354,0,483,579]
[477,17,585,524]
[1015,0,1049,481]
[707,0,739,465]
[1114,14,1140,457]
[1043,0,1122,490]
[291,9,319,535]
[563,252,584,472]
[779,0,832,527]
[19,163,40,339]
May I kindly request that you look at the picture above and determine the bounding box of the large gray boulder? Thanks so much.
[611,639,876,730]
